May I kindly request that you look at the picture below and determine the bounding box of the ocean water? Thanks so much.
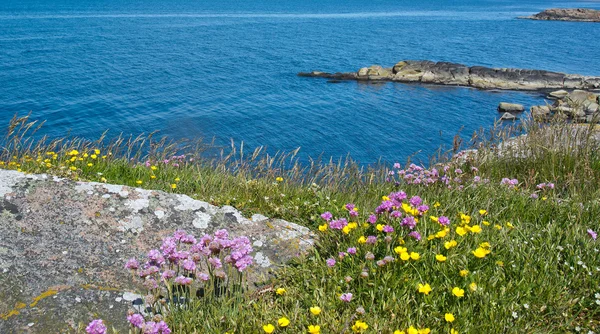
[1,0,600,164]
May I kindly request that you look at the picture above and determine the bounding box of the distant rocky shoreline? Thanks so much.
[520,8,600,22]
[299,60,600,91]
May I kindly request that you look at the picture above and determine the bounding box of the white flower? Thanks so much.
[595,293,600,299]
[575,326,581,332]
[523,304,529,309]
[595,299,600,305]
[512,311,518,319]
[557,246,564,251]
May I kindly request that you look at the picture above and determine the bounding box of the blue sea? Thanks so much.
[1,0,600,164]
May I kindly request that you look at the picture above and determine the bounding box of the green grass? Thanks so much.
[3,114,600,333]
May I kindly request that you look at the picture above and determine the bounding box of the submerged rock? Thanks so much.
[0,170,314,332]
[500,112,518,121]
[521,8,600,22]
[299,60,600,91]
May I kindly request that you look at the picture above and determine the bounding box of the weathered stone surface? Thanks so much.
[521,8,600,22]
[0,169,314,333]
[548,90,569,99]
[498,102,525,113]
[531,105,551,120]
[299,60,600,91]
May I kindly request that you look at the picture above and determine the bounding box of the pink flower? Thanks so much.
[588,229,598,240]
[382,225,394,233]
[124,258,139,270]
[326,258,336,267]
[347,247,357,255]
[321,212,333,221]
[174,276,193,285]
[340,293,353,302]
[127,314,145,328]
[85,319,107,334]
[438,216,450,226]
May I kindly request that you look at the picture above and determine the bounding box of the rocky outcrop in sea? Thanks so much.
[520,8,600,22]
[299,60,600,91]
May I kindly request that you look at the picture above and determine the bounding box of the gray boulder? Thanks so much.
[531,105,551,119]
[0,170,314,333]
[498,102,525,113]
[500,112,518,121]
[548,90,569,99]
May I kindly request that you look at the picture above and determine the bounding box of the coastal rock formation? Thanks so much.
[0,169,314,333]
[521,8,600,22]
[531,90,600,122]
[299,60,600,91]
[498,103,525,113]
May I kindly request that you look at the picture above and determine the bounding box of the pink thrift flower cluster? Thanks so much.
[388,163,489,189]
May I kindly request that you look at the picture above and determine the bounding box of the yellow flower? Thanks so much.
[506,222,514,229]
[482,220,490,226]
[100,177,107,183]
[358,236,367,244]
[309,306,321,315]
[429,216,439,223]
[150,175,156,179]
[136,180,142,185]
[469,282,478,291]
[445,313,455,322]
[479,242,491,249]
[427,235,436,241]
[348,222,358,229]
[407,327,418,334]
[174,177,180,182]
[410,252,420,260]
[435,230,448,238]
[444,240,458,249]
[451,329,459,334]
[90,154,97,159]
[472,247,490,258]
[382,195,390,201]
[418,329,430,334]
[376,224,384,232]
[394,331,406,334]
[456,226,468,236]
[276,177,283,182]
[278,317,290,327]
[496,261,504,267]
[276,288,286,295]
[459,269,469,277]
[479,209,487,215]
[494,225,502,230]
[400,252,410,261]
[318,224,327,232]
[452,287,465,298]
[434,201,441,208]
[351,320,368,332]
[69,166,77,171]
[263,324,275,333]
[542,196,547,201]
[470,225,482,234]
[151,166,157,171]
[418,283,432,295]
[171,184,177,189]
[308,325,321,334]
[94,149,100,155]
[394,246,407,255]
[87,163,93,167]
[342,226,351,234]
[68,149,79,156]
[435,254,447,262]
[460,213,471,224]
[83,153,89,158]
